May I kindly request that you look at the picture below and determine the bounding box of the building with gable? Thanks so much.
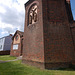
[10,30,24,57]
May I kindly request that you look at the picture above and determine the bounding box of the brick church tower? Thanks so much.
[22,0,75,69]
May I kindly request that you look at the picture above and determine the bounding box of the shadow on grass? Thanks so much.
[58,64,75,71]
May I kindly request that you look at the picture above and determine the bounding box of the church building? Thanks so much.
[22,0,75,69]
[10,30,24,57]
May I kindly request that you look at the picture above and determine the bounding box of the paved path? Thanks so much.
[0,56,22,63]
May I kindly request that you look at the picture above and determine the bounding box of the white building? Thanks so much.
[0,38,5,51]
[0,34,13,51]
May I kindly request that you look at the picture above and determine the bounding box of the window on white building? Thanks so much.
[0,45,2,49]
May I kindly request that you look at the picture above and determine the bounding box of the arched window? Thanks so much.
[15,35,18,41]
[28,4,38,25]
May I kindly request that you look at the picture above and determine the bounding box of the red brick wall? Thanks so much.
[43,0,74,67]
[47,0,68,22]
[22,0,44,68]
[70,22,75,65]
[10,39,22,57]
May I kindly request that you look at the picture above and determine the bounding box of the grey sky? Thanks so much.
[0,0,75,38]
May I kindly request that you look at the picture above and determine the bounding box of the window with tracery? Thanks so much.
[15,35,18,41]
[29,5,37,25]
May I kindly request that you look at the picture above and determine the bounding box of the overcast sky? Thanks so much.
[0,0,75,38]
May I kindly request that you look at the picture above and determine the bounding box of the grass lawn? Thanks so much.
[0,60,75,75]
[0,55,16,61]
